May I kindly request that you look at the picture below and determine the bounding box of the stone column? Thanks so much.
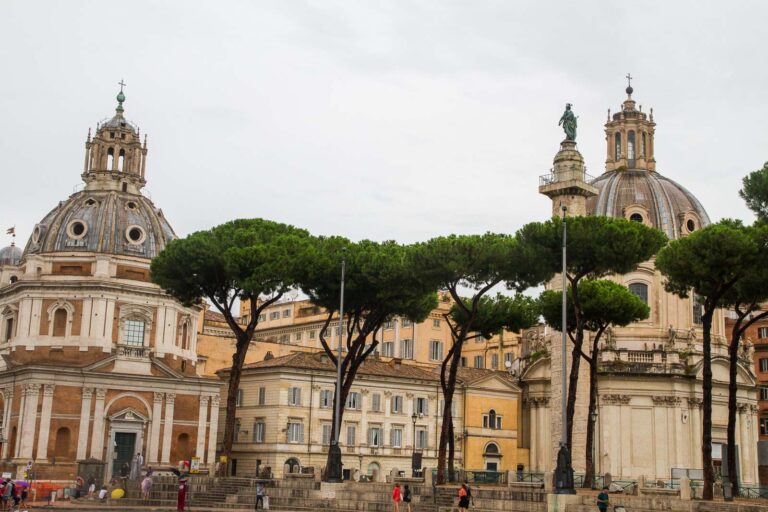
[196,396,209,458]
[161,393,175,463]
[206,395,220,466]
[1,388,14,459]
[89,389,107,459]
[688,398,702,469]
[19,384,40,459]
[147,392,163,463]
[36,384,55,460]
[749,405,760,484]
[76,387,93,460]
[738,405,750,483]
[529,400,538,472]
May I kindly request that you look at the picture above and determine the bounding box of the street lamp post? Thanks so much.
[327,251,346,482]
[554,205,576,494]
[411,412,418,477]
[590,409,598,489]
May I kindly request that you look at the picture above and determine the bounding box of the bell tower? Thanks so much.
[82,81,148,194]
[604,74,656,172]
[539,103,598,217]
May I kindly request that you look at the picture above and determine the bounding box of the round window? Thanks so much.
[32,225,42,244]
[126,201,137,210]
[629,213,644,223]
[686,219,696,232]
[66,220,88,240]
[125,225,146,245]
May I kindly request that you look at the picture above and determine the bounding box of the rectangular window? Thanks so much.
[320,390,334,408]
[322,424,332,445]
[346,392,361,410]
[346,425,356,446]
[759,327,768,339]
[760,418,768,436]
[392,395,403,414]
[309,330,316,339]
[692,295,703,325]
[761,387,768,401]
[236,389,244,407]
[368,427,382,447]
[258,314,266,322]
[401,319,412,327]
[760,359,768,373]
[288,422,304,443]
[283,309,291,318]
[400,339,413,359]
[429,340,443,361]
[483,415,488,428]
[123,319,146,346]
[491,353,499,370]
[279,334,290,343]
[269,311,280,320]
[415,397,428,416]
[460,356,467,367]
[288,387,302,406]
[432,319,441,329]
[371,393,381,412]
[496,416,503,429]
[258,387,266,406]
[474,355,485,369]
[390,428,403,448]
[383,321,395,330]
[295,332,302,342]
[416,429,428,449]
[382,341,394,357]
[504,352,514,365]
[253,421,265,443]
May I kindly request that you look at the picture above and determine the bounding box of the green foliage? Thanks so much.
[739,162,768,221]
[719,223,768,309]
[150,218,311,311]
[298,238,438,327]
[516,216,667,280]
[656,219,760,301]
[450,293,540,340]
[539,280,649,333]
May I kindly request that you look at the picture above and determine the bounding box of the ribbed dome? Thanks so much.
[24,190,176,259]
[586,169,710,240]
[0,245,22,266]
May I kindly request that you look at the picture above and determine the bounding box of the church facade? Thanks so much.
[523,84,760,484]
[0,89,220,482]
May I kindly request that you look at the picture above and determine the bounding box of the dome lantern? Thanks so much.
[82,81,148,194]
[605,74,656,173]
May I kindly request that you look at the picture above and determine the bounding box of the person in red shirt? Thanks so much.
[458,484,470,512]
[392,483,402,512]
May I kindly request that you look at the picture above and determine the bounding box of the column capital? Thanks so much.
[211,395,220,407]
[43,384,55,397]
[154,392,164,403]
[200,395,209,407]
[82,387,94,399]
[23,383,40,396]
[95,388,107,400]
[166,393,176,405]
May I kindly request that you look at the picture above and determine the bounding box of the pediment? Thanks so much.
[109,407,148,423]
[467,373,521,393]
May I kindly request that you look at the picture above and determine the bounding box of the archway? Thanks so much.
[285,457,301,474]
[54,427,72,460]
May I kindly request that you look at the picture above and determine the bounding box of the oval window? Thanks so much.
[126,201,137,210]
[686,219,696,232]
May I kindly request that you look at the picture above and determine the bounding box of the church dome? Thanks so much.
[0,245,22,266]
[587,169,711,240]
[24,191,176,259]
[23,86,176,260]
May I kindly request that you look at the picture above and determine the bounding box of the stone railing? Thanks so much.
[539,169,595,187]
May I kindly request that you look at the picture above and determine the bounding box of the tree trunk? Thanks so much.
[437,341,463,484]
[583,336,599,488]
[726,322,742,496]
[701,311,715,500]
[221,336,250,473]
[565,329,583,452]
[447,419,456,482]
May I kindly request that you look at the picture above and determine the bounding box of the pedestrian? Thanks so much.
[177,475,189,512]
[597,486,609,512]
[464,480,474,508]
[120,462,130,489]
[457,484,469,512]
[87,474,96,496]
[141,474,153,501]
[254,482,265,510]
[98,486,108,501]
[19,485,28,510]
[0,480,8,512]
[402,484,412,512]
[392,483,401,512]
[131,452,144,480]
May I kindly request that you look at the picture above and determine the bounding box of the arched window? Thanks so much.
[627,131,636,166]
[629,213,644,223]
[52,308,68,337]
[485,442,500,454]
[286,457,302,474]
[122,319,146,346]
[107,147,115,170]
[614,132,621,161]
[177,433,191,460]
[628,283,649,304]
[118,149,125,172]
[54,427,71,460]
[489,409,497,430]
[641,132,647,158]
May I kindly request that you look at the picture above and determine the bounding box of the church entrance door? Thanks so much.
[113,432,136,476]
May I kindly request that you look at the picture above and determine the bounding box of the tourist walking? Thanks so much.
[254,482,266,510]
[464,480,474,507]
[402,484,412,512]
[141,474,153,501]
[392,483,402,512]
[457,484,469,512]
[597,486,609,512]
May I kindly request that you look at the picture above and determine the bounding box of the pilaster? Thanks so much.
[161,393,175,463]
[1,387,13,459]
[76,387,94,460]
[148,392,163,463]
[89,388,107,459]
[35,384,55,460]
[196,395,209,458]
[18,384,40,459]
[206,395,220,466]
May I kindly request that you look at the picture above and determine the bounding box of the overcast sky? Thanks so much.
[1,1,766,247]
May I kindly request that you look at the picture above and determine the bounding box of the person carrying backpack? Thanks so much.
[402,484,412,512]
